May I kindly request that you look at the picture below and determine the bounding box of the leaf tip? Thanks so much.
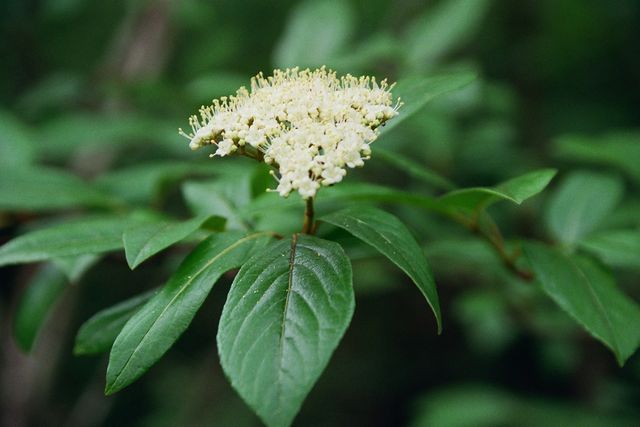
[125,251,142,270]
[104,365,125,396]
[541,168,559,182]
[104,380,119,396]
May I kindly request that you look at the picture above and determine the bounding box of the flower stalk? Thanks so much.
[302,197,315,235]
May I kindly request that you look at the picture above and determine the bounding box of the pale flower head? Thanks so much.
[180,67,400,199]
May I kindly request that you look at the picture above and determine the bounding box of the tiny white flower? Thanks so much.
[180,67,401,199]
[215,138,235,157]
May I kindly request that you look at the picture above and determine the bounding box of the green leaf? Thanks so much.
[579,230,640,269]
[182,177,252,230]
[321,206,441,332]
[330,33,400,72]
[217,234,354,427]
[524,242,640,365]
[439,169,557,212]
[410,385,638,427]
[0,110,35,168]
[545,171,624,245]
[601,200,640,229]
[37,113,182,160]
[105,231,273,394]
[0,216,134,266]
[186,72,249,105]
[379,73,477,137]
[0,167,116,212]
[404,0,493,70]
[16,72,82,116]
[13,264,68,352]
[553,132,640,184]
[375,148,456,191]
[74,290,155,355]
[241,182,445,220]
[95,161,217,204]
[273,0,354,68]
[123,215,217,269]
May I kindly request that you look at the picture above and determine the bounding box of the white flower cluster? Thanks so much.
[180,67,400,199]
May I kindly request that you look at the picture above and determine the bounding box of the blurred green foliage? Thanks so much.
[1,0,639,426]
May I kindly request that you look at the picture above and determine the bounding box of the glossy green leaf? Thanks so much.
[13,264,68,352]
[321,206,441,331]
[379,73,477,137]
[0,167,116,212]
[439,169,557,213]
[554,132,640,184]
[0,216,135,267]
[217,235,354,427]
[404,0,492,70]
[524,242,640,365]
[375,148,456,191]
[579,230,640,269]
[273,0,353,68]
[74,290,155,355]
[545,171,623,245]
[105,231,273,394]
[123,215,218,269]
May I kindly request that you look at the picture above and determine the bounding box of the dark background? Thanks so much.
[1,0,639,426]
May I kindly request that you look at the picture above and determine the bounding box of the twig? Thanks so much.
[460,212,534,282]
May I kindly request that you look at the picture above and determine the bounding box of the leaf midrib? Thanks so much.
[276,233,298,412]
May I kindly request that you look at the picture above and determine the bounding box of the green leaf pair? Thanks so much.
[85,205,439,427]
[524,170,640,365]
[105,231,274,394]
